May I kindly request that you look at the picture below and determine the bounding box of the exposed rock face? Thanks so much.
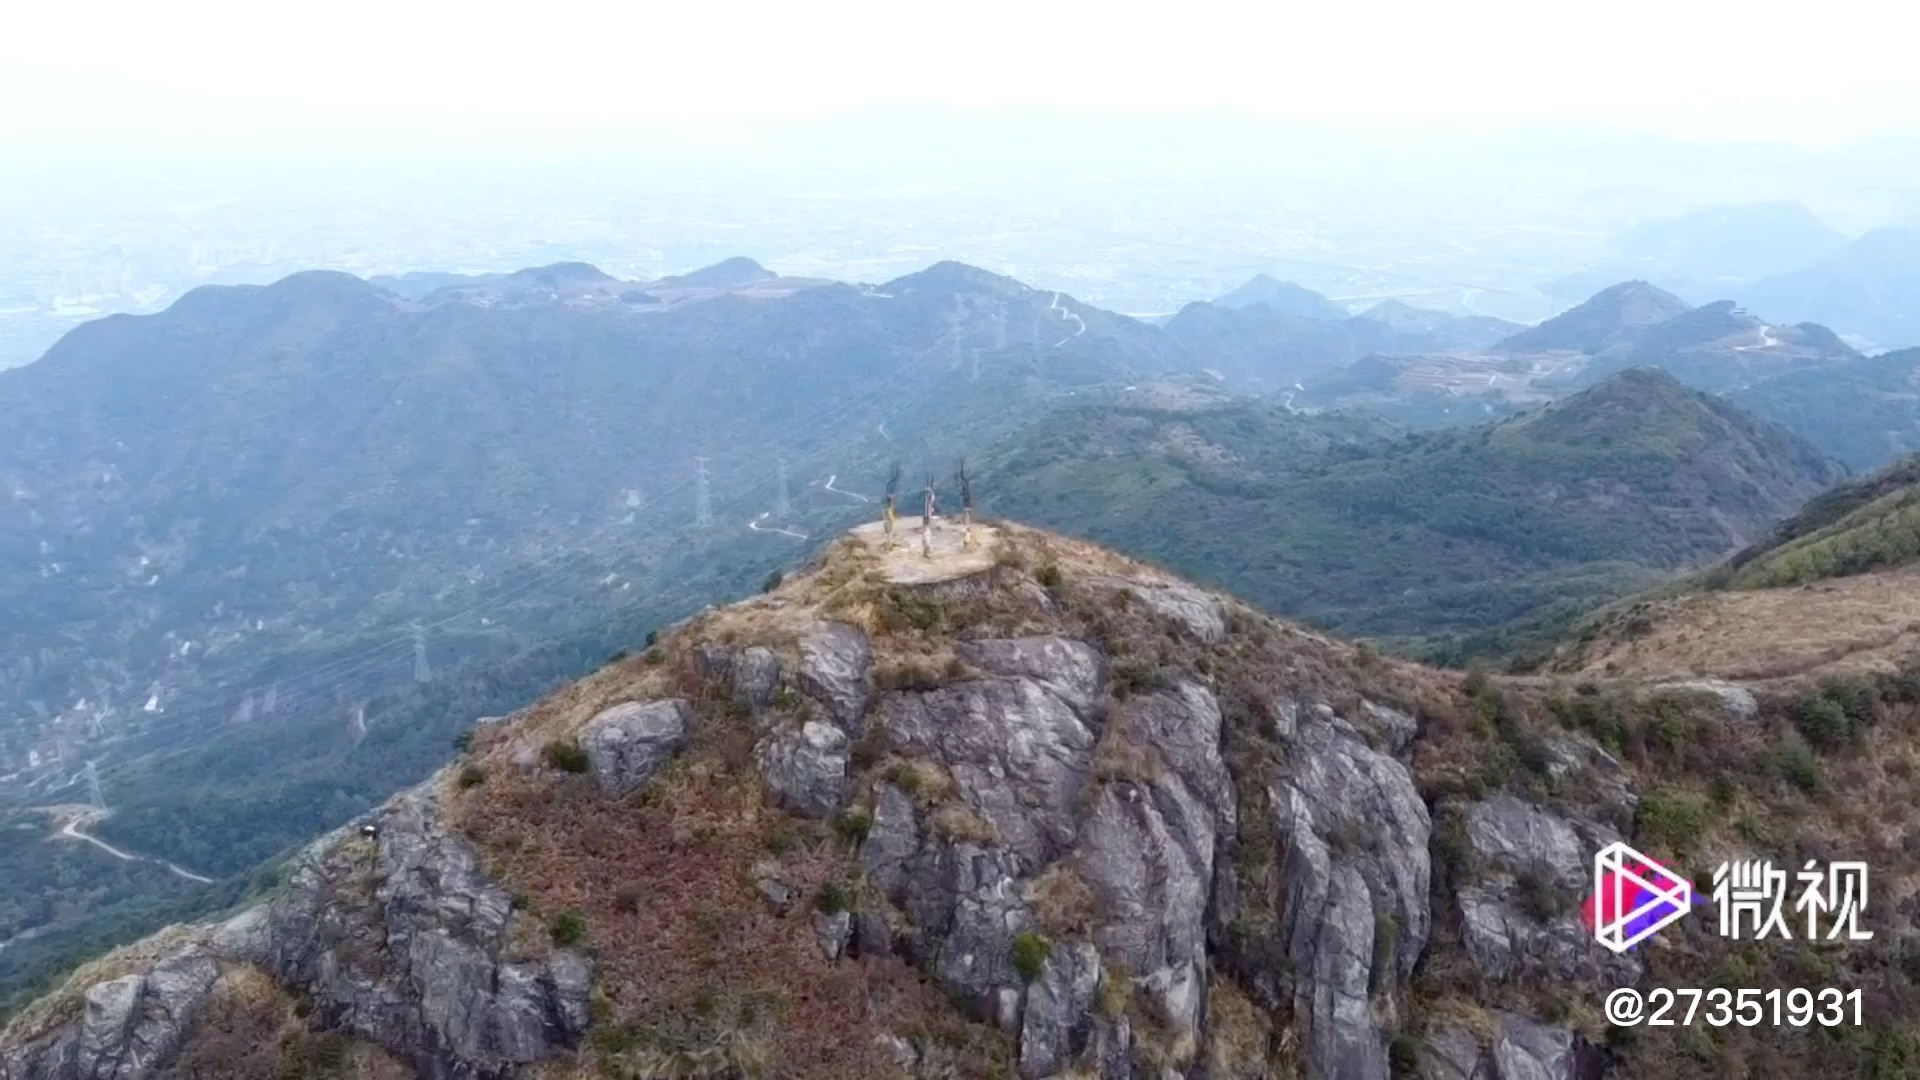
[580,699,690,795]
[1102,578,1227,644]
[755,720,850,819]
[238,787,591,1079]
[956,636,1105,713]
[1018,941,1103,1079]
[883,674,1099,867]
[797,622,872,734]
[0,948,223,1080]
[2,782,588,1080]
[1455,795,1637,985]
[1655,679,1758,724]
[731,646,782,710]
[1421,1013,1600,1080]
[1269,708,1431,1080]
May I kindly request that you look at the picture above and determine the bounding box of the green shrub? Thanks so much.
[1708,773,1739,808]
[885,589,945,631]
[833,809,874,845]
[452,731,474,752]
[1635,790,1709,854]
[763,570,784,593]
[1037,564,1064,590]
[644,629,659,648]
[1110,658,1166,700]
[457,764,486,789]
[1771,743,1823,794]
[606,648,630,664]
[1389,1034,1423,1074]
[816,881,858,915]
[549,910,588,947]
[543,739,591,773]
[1368,913,1399,993]
[1011,931,1052,983]
[1649,702,1692,760]
[1793,694,1852,752]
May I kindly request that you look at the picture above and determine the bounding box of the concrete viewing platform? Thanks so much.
[847,517,1000,585]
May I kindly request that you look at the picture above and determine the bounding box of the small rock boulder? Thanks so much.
[581,699,691,796]
[798,622,873,734]
[1117,578,1227,644]
[813,910,853,961]
[756,720,850,819]
[732,646,782,711]
[1018,941,1102,1079]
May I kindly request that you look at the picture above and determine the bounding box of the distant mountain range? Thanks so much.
[1299,278,1894,468]
[1161,277,1521,391]
[1543,205,1917,352]
[1741,225,1920,351]
[1495,280,1694,354]
[1210,272,1351,319]
[979,367,1841,653]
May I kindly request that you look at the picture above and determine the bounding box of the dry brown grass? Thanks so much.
[928,804,999,846]
[1557,565,1920,685]
[166,965,412,1080]
[1025,863,1098,938]
[445,646,1016,1080]
[1204,976,1280,1079]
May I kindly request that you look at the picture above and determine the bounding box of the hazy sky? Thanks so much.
[4,0,1918,149]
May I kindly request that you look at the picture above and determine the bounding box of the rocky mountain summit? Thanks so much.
[6,520,1915,1079]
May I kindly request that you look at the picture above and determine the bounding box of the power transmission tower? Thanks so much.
[774,455,791,518]
[412,622,432,683]
[85,760,105,809]
[694,458,713,528]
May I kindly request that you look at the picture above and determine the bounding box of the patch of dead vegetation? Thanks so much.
[1552,564,1920,686]
[161,965,412,1080]
[446,679,1013,1079]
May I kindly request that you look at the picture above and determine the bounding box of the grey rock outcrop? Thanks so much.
[580,699,690,795]
[880,645,1103,867]
[1421,1012,1595,1080]
[956,637,1105,714]
[243,787,590,1079]
[732,646,782,711]
[812,911,853,961]
[1105,577,1227,644]
[1455,796,1637,985]
[1018,941,1102,1079]
[1075,685,1235,1053]
[0,948,223,1080]
[755,720,850,819]
[1655,679,1758,723]
[1,781,588,1080]
[797,622,871,734]
[1419,1025,1492,1080]
[859,782,921,895]
[1270,712,1432,1080]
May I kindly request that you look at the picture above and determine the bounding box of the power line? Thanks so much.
[694,457,713,529]
[412,622,432,683]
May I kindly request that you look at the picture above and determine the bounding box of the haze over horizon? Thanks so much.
[5,0,1920,148]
